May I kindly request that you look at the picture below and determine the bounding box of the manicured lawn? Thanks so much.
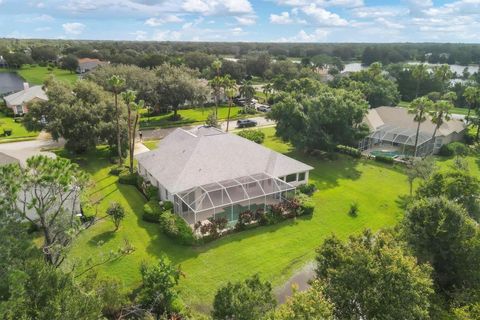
[398,100,470,115]
[66,127,408,312]
[0,111,38,142]
[1,65,78,85]
[143,139,159,150]
[140,105,247,129]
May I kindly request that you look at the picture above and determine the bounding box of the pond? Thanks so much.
[0,72,25,96]
[343,62,480,75]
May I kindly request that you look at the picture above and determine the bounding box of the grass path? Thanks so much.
[67,128,409,312]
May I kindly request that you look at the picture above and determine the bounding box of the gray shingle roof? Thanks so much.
[136,127,313,194]
[4,85,47,106]
[0,152,19,166]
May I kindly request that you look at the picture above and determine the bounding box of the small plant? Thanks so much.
[106,201,125,231]
[348,202,359,217]
[297,183,317,196]
[205,112,219,128]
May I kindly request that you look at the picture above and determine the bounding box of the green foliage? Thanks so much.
[297,183,317,196]
[237,129,265,144]
[335,144,361,158]
[145,185,159,200]
[106,201,125,231]
[159,211,195,246]
[205,112,219,128]
[403,197,480,295]
[374,155,394,164]
[118,172,138,185]
[137,256,183,318]
[348,202,359,217]
[439,141,469,157]
[316,230,434,320]
[212,274,276,320]
[142,199,162,223]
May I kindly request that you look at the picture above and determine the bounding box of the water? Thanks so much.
[342,62,479,75]
[275,261,316,303]
[0,72,25,95]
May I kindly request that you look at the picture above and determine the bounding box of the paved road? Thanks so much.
[0,137,64,165]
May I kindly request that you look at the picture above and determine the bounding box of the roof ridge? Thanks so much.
[171,133,203,192]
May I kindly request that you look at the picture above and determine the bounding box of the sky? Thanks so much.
[0,0,480,43]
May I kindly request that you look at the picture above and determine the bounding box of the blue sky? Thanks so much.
[0,0,479,42]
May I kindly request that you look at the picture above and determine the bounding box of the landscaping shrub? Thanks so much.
[374,155,394,164]
[297,183,317,196]
[142,199,162,223]
[336,144,361,158]
[237,129,265,144]
[118,172,138,185]
[464,131,476,145]
[3,128,12,136]
[349,202,359,217]
[145,185,159,200]
[298,195,315,216]
[238,107,256,115]
[109,165,124,176]
[235,210,254,231]
[159,211,196,245]
[439,142,469,157]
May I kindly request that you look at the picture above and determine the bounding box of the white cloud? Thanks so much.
[32,14,54,22]
[278,28,329,42]
[375,17,404,29]
[130,30,147,40]
[276,0,362,8]
[145,15,183,27]
[62,22,85,35]
[270,12,294,24]
[235,15,256,25]
[351,6,408,18]
[302,4,348,26]
[35,26,52,32]
[182,0,253,15]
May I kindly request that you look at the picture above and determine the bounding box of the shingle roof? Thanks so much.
[4,85,47,106]
[0,152,20,166]
[136,127,313,194]
[365,106,466,137]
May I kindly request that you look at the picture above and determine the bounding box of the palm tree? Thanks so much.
[108,75,125,165]
[212,59,222,77]
[463,86,480,123]
[430,99,453,143]
[408,97,433,157]
[239,80,255,112]
[122,90,143,174]
[262,83,273,103]
[222,76,236,132]
[433,64,453,93]
[209,76,224,117]
[411,64,429,98]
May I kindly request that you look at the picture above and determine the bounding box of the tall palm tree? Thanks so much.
[262,83,273,103]
[239,80,255,112]
[433,64,453,93]
[430,99,453,142]
[108,75,125,165]
[222,76,236,132]
[411,64,429,98]
[408,97,433,157]
[209,76,224,117]
[212,59,222,77]
[463,86,480,123]
[121,90,140,174]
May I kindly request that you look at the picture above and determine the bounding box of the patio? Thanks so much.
[173,173,296,226]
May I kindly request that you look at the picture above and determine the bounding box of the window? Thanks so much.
[16,105,23,114]
[286,174,297,183]
[298,172,306,181]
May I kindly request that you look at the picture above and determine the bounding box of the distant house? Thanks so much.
[76,58,108,74]
[0,55,7,68]
[4,83,48,116]
[360,106,466,157]
[136,126,313,226]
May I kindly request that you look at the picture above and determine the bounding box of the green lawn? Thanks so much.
[66,127,409,312]
[1,65,78,85]
[143,139,159,150]
[0,111,38,142]
[398,100,470,115]
[140,105,248,129]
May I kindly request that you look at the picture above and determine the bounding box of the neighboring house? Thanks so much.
[136,126,313,225]
[76,58,108,74]
[4,83,48,115]
[360,106,466,157]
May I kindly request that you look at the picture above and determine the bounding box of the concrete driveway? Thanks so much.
[0,137,64,166]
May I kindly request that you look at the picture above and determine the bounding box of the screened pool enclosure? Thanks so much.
[173,173,296,225]
[358,124,435,157]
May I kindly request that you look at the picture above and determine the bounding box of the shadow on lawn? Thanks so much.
[88,230,117,247]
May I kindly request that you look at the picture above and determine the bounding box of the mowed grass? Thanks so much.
[67,127,408,312]
[17,65,78,85]
[0,111,38,142]
[398,100,470,115]
[140,106,245,129]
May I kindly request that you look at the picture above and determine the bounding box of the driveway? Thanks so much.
[0,137,64,166]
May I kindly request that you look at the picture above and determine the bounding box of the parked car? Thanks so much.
[237,119,258,128]
[256,104,271,112]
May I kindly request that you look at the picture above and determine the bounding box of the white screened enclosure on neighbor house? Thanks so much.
[173,173,296,225]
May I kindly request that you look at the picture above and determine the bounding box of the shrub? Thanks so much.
[143,199,162,223]
[109,165,124,176]
[159,212,195,245]
[336,145,361,158]
[439,141,469,157]
[374,155,394,164]
[3,128,12,136]
[118,172,138,185]
[145,185,159,200]
[163,201,173,211]
[238,107,256,115]
[464,131,476,145]
[235,210,253,231]
[237,129,265,144]
[298,195,315,216]
[348,202,359,217]
[297,183,317,196]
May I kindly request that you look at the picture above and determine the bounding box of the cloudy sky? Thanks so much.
[1,0,479,42]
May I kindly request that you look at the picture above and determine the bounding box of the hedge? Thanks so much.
[118,172,138,185]
[439,142,469,157]
[336,145,361,158]
[159,211,195,245]
[237,129,265,144]
[142,199,162,223]
[297,183,317,196]
[374,155,394,164]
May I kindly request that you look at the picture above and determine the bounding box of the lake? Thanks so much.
[0,72,25,96]
[343,62,479,75]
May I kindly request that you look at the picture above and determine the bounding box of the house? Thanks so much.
[136,126,313,225]
[360,106,466,157]
[76,58,108,74]
[4,83,48,115]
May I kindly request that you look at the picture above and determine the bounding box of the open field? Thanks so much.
[0,111,38,142]
[1,65,77,85]
[66,127,410,312]
[140,105,248,129]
